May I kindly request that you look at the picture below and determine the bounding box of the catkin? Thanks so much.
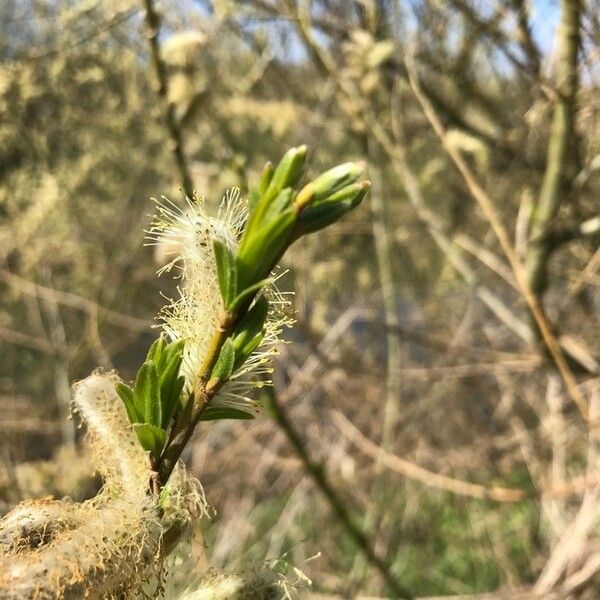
[0,372,204,599]
[178,566,290,600]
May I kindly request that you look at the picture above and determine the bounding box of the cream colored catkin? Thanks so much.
[178,566,292,600]
[0,371,204,599]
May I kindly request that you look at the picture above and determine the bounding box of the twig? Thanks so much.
[0,269,149,332]
[333,411,598,503]
[141,0,194,198]
[23,7,139,62]
[526,0,582,297]
[288,1,534,345]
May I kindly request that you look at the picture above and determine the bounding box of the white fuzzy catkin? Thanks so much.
[147,191,291,416]
[1,497,163,599]
[72,370,151,500]
[0,371,205,599]
[178,566,292,600]
[0,497,87,553]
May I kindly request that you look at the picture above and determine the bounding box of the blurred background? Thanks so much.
[1,0,599,598]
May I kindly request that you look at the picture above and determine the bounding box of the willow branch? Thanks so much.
[141,0,194,198]
[526,0,582,296]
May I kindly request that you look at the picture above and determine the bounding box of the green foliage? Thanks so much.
[230,296,269,370]
[116,337,185,458]
[215,146,370,311]
[210,338,236,381]
[293,181,371,238]
[213,239,237,309]
[198,406,255,421]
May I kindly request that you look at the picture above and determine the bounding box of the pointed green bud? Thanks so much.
[313,180,370,208]
[293,181,370,239]
[295,161,366,211]
[249,161,275,210]
[237,208,296,291]
[266,145,307,196]
[258,161,275,195]
[240,147,306,254]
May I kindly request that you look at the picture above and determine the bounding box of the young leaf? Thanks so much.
[229,278,273,313]
[311,180,370,209]
[116,382,143,424]
[199,406,256,421]
[133,423,167,456]
[213,239,237,308]
[163,338,185,366]
[231,296,268,368]
[248,161,275,211]
[236,209,296,290]
[266,145,307,196]
[241,146,306,252]
[146,337,166,371]
[135,361,162,427]
[255,187,295,231]
[211,338,236,381]
[308,162,364,203]
[233,333,263,371]
[293,181,370,239]
[161,374,185,428]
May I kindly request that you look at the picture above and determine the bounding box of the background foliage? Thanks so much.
[1,0,599,597]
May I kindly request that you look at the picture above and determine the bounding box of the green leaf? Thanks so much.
[231,296,268,368]
[229,278,273,312]
[240,146,306,252]
[236,209,296,290]
[159,350,184,420]
[115,382,142,424]
[199,406,256,421]
[163,338,185,366]
[249,161,275,211]
[146,337,167,371]
[135,361,162,427]
[309,162,364,203]
[261,187,295,227]
[312,180,370,209]
[213,239,237,308]
[293,181,370,239]
[161,374,185,428]
[267,145,307,195]
[133,423,167,456]
[234,332,263,370]
[211,338,236,381]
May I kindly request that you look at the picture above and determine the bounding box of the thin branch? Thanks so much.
[141,0,194,198]
[0,325,54,354]
[0,269,149,332]
[525,0,582,296]
[334,410,599,503]
[23,7,139,62]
